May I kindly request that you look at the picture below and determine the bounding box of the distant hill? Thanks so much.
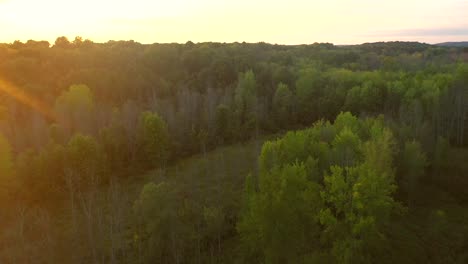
[353,41,432,55]
[435,42,468,47]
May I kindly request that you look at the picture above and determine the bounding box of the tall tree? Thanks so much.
[235,70,257,139]
[214,104,231,144]
[55,84,95,136]
[400,140,427,206]
[272,82,293,128]
[295,68,322,124]
[239,113,398,263]
[137,111,170,168]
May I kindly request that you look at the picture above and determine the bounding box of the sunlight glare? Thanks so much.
[0,77,55,121]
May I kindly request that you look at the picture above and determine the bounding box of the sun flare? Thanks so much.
[0,77,55,121]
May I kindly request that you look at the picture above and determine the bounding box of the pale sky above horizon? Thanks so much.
[0,0,467,45]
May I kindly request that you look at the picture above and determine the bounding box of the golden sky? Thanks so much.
[0,0,467,44]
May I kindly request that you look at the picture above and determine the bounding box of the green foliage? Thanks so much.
[54,84,95,135]
[400,140,427,206]
[137,111,170,168]
[203,205,223,238]
[239,113,399,263]
[1,40,467,263]
[134,182,175,262]
[55,84,94,114]
[334,111,360,134]
[235,70,257,138]
[344,81,381,114]
[66,134,102,186]
[332,127,361,167]
[432,136,449,179]
[273,82,293,128]
[238,164,322,264]
[235,70,257,111]
[99,123,128,174]
[214,104,231,144]
[296,68,323,123]
[16,142,66,203]
[363,121,396,176]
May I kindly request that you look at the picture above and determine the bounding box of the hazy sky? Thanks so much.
[0,0,467,44]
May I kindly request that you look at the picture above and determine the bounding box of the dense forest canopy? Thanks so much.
[0,37,467,263]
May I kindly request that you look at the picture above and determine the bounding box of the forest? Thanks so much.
[0,37,467,263]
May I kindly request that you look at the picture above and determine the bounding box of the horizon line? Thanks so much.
[2,37,467,47]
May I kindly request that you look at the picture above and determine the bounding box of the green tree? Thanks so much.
[295,68,322,124]
[203,205,224,261]
[334,111,360,134]
[432,136,449,181]
[134,182,194,263]
[235,70,257,138]
[321,124,397,263]
[400,140,427,206]
[238,164,322,264]
[214,104,231,144]
[137,111,170,168]
[99,112,129,175]
[239,113,398,263]
[16,142,67,204]
[134,182,173,262]
[66,134,102,186]
[332,128,361,167]
[55,84,95,135]
[273,82,293,128]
